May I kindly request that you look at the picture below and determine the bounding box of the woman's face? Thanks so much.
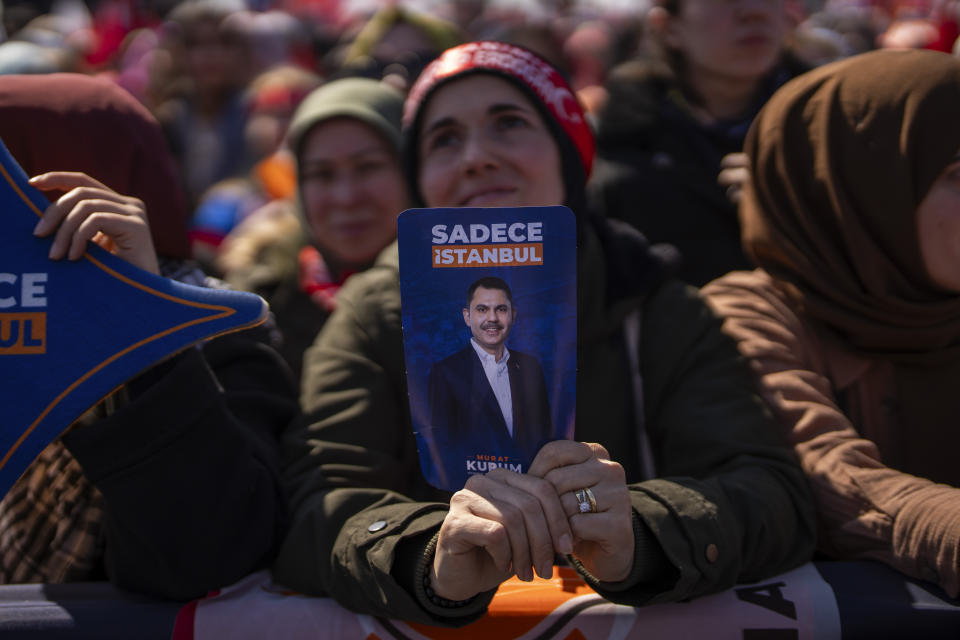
[662,0,788,84]
[917,155,960,293]
[299,117,408,267]
[417,74,565,209]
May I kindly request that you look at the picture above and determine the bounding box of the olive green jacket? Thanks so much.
[273,226,815,626]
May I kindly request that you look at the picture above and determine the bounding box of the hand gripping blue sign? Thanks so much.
[0,138,268,496]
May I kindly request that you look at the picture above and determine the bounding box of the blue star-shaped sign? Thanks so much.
[0,138,268,496]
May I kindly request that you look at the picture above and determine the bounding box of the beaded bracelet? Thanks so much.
[421,567,476,609]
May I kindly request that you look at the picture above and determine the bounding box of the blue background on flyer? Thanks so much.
[398,206,577,491]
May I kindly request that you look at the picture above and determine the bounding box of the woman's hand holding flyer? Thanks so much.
[529,440,635,583]
[431,470,575,600]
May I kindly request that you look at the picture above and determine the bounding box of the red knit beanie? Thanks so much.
[403,41,594,178]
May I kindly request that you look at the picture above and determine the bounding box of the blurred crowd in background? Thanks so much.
[2,0,959,282]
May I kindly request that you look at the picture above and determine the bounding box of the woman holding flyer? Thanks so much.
[276,41,814,625]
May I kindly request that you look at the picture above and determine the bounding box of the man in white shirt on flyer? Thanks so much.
[426,277,553,488]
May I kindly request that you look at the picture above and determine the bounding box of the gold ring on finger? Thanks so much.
[575,488,598,514]
[584,487,598,513]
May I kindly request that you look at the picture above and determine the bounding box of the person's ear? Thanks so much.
[463,307,471,327]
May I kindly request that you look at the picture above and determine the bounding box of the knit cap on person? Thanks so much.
[286,77,404,159]
[401,41,595,210]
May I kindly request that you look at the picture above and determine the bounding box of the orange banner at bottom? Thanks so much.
[179,563,837,640]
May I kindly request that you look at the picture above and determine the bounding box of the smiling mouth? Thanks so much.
[479,324,504,339]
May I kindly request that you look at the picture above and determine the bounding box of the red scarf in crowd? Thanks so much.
[297,246,354,313]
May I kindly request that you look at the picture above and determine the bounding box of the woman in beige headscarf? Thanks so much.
[704,48,960,596]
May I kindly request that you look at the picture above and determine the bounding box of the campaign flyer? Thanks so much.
[398,206,577,492]
[0,136,267,497]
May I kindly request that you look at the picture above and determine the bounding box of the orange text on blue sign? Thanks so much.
[0,312,46,354]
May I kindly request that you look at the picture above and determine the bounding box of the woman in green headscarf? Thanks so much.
[221,77,410,380]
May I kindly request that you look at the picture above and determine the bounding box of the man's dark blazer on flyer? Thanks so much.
[426,344,553,487]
